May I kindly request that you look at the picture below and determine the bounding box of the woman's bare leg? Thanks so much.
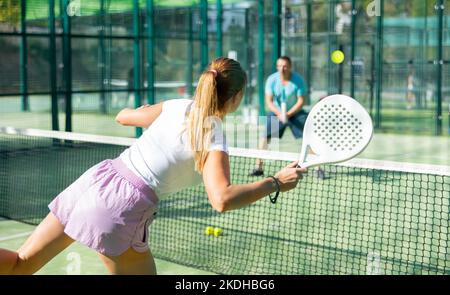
[255,137,270,170]
[98,247,157,275]
[0,212,74,274]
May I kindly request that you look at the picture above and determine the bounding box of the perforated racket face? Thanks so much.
[299,95,373,168]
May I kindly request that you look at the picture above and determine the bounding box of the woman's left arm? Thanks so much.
[115,103,163,128]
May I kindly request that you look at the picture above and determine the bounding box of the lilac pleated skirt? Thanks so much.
[48,158,158,256]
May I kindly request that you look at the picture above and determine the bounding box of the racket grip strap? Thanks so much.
[268,176,280,204]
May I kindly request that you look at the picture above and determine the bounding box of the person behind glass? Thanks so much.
[250,56,310,177]
[406,59,415,110]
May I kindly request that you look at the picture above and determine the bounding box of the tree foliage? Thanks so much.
[0,0,20,27]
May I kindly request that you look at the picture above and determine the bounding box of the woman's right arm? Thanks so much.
[202,151,306,213]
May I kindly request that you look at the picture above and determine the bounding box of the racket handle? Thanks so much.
[281,102,287,123]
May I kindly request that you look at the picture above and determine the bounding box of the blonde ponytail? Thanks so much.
[187,72,219,172]
[187,58,246,173]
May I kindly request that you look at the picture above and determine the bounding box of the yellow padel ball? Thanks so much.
[205,226,214,235]
[331,50,345,64]
[213,228,223,237]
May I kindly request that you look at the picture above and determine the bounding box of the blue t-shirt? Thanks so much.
[265,72,307,110]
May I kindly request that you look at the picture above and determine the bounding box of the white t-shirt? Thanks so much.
[119,99,228,199]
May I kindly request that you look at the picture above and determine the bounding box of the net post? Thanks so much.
[49,0,59,131]
[215,0,223,58]
[200,0,208,70]
[62,0,73,132]
[20,0,29,112]
[146,0,155,105]
[257,0,265,117]
[133,0,142,137]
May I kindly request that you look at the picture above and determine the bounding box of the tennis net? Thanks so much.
[0,126,448,274]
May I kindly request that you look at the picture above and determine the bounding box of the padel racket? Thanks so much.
[281,101,287,124]
[298,94,373,168]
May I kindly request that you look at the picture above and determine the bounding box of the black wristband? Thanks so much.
[268,176,280,204]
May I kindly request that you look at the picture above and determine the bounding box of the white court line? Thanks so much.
[0,231,33,242]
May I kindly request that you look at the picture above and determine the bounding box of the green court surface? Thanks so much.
[0,104,448,274]
[151,159,449,275]
[0,218,215,275]
[0,133,448,274]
